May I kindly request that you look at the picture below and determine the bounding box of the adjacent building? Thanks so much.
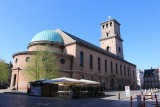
[144,68,160,89]
[10,19,136,90]
[136,69,144,89]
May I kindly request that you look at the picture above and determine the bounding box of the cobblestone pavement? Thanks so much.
[0,89,159,107]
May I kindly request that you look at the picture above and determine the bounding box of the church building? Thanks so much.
[10,19,136,90]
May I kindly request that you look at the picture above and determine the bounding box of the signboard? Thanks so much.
[125,86,130,97]
[30,85,42,96]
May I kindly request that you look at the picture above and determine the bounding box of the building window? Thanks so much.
[102,25,105,29]
[148,77,150,81]
[124,66,126,76]
[149,82,151,86]
[128,67,130,76]
[26,57,30,62]
[111,61,113,73]
[116,63,118,74]
[120,65,122,75]
[105,60,107,73]
[106,24,108,28]
[106,32,109,37]
[145,77,147,81]
[80,51,84,66]
[118,47,121,53]
[110,22,112,26]
[90,55,93,69]
[106,46,110,52]
[98,57,101,71]
[133,70,135,77]
[116,31,119,36]
[15,58,18,63]
[60,58,65,64]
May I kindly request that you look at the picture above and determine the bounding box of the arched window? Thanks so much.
[110,22,112,26]
[80,51,84,66]
[15,58,18,63]
[120,65,122,75]
[118,47,121,53]
[106,24,108,28]
[106,32,109,36]
[98,57,101,70]
[128,67,130,76]
[124,66,126,76]
[90,55,93,69]
[107,46,110,52]
[102,25,105,29]
[111,61,113,73]
[26,57,30,62]
[105,60,107,73]
[116,63,118,74]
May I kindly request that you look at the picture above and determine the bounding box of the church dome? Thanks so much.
[31,30,64,44]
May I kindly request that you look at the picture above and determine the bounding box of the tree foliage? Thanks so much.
[25,50,59,81]
[0,59,9,84]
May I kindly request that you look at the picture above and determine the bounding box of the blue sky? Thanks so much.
[0,0,160,70]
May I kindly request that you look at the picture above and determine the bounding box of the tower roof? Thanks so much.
[100,19,121,25]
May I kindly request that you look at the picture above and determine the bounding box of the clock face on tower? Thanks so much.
[60,58,65,64]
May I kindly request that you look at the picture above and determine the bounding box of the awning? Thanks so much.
[42,77,83,85]
[79,79,100,85]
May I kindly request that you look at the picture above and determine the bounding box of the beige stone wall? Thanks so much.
[13,54,33,68]
[56,55,72,71]
[28,44,62,52]
[11,51,73,90]
[73,43,136,90]
[100,38,117,54]
[115,39,124,58]
[64,44,77,71]
[55,29,75,45]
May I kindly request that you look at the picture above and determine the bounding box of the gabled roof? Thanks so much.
[62,30,136,66]
[144,69,156,76]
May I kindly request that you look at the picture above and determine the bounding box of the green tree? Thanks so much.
[0,59,9,85]
[41,51,59,79]
[25,50,59,81]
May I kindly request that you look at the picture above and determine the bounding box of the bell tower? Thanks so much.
[99,19,124,59]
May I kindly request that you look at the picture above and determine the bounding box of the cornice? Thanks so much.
[12,51,73,58]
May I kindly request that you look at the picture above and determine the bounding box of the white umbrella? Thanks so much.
[43,77,83,85]
[79,79,100,85]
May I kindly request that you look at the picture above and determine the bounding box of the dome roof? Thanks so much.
[31,30,64,44]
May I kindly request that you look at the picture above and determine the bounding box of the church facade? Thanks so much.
[10,19,136,90]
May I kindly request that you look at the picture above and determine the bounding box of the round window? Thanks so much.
[60,59,65,64]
